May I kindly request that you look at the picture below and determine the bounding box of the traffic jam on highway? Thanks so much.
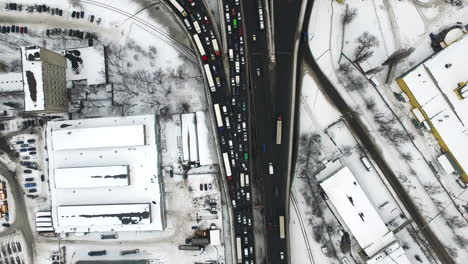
[168,0,256,263]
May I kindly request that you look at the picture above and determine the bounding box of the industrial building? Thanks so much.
[21,46,68,113]
[396,34,468,182]
[320,167,410,264]
[46,115,165,234]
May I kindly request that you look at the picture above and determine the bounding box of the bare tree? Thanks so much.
[446,215,467,229]
[364,97,376,111]
[339,5,358,62]
[400,152,414,163]
[423,184,443,195]
[364,66,384,76]
[338,63,353,75]
[382,47,415,83]
[345,74,364,91]
[342,5,357,24]
[382,47,415,66]
[354,50,374,64]
[354,32,379,62]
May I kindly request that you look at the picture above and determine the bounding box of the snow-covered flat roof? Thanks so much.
[196,111,215,165]
[367,242,411,264]
[0,72,23,93]
[400,34,468,176]
[320,167,395,257]
[58,46,106,85]
[210,229,221,246]
[57,203,151,228]
[51,125,146,150]
[181,113,199,163]
[437,154,456,174]
[21,46,45,111]
[55,165,129,188]
[47,115,164,233]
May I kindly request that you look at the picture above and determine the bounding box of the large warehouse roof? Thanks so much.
[51,125,146,150]
[57,204,151,228]
[54,165,129,188]
[398,34,468,179]
[320,167,396,257]
[47,115,164,233]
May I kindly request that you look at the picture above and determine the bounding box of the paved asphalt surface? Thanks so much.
[0,163,35,264]
[243,0,304,263]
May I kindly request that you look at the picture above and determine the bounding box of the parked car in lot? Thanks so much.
[28,188,37,193]
[25,178,35,182]
[24,183,36,188]
[23,170,32,174]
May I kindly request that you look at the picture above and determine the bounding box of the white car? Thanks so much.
[280,251,284,260]
[268,162,274,175]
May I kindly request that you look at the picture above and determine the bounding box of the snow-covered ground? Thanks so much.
[305,0,468,263]
[290,73,433,264]
[0,0,226,263]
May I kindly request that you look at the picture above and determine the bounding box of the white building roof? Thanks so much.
[59,46,106,85]
[437,154,456,174]
[47,115,164,233]
[367,242,411,264]
[181,113,199,163]
[210,229,221,246]
[21,46,45,111]
[0,72,23,93]
[54,165,129,188]
[196,111,215,166]
[320,167,396,257]
[51,125,146,150]
[401,34,468,175]
[57,204,151,228]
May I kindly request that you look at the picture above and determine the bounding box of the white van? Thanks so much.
[225,117,231,129]
[229,49,234,61]
[268,162,274,175]
[228,140,233,149]
[183,19,192,30]
[246,192,250,201]
[360,156,372,171]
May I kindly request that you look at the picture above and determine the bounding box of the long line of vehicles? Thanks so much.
[167,0,256,263]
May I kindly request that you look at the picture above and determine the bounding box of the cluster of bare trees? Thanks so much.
[337,62,365,91]
[105,43,198,116]
[373,112,413,149]
[295,133,342,259]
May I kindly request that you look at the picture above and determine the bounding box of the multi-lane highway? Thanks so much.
[243,0,305,263]
[168,0,306,262]
[167,0,257,263]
